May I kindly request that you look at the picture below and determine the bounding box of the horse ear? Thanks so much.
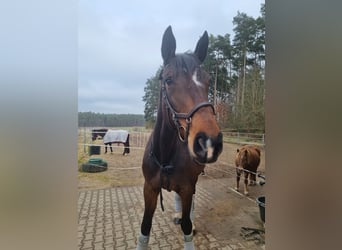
[194,31,209,63]
[161,26,176,65]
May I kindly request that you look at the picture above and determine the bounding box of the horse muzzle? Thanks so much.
[193,132,223,164]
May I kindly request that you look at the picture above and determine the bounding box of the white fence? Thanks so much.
[79,128,264,152]
[221,131,265,146]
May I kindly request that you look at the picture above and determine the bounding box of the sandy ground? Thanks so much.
[78,140,265,191]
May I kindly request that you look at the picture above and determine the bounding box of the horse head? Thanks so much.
[236,147,249,168]
[160,26,223,164]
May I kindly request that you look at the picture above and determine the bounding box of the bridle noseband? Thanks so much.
[160,70,216,143]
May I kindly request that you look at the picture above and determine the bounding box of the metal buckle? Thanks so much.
[178,126,186,142]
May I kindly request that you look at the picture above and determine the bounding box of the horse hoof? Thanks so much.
[244,191,249,196]
[234,187,239,192]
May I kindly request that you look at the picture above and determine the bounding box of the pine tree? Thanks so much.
[142,67,162,127]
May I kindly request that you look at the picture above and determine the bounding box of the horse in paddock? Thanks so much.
[103,129,130,155]
[235,145,261,195]
[91,128,130,155]
[136,26,223,250]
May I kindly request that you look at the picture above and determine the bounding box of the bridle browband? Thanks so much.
[160,69,216,143]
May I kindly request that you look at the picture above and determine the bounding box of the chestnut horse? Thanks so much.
[235,145,261,195]
[136,26,223,250]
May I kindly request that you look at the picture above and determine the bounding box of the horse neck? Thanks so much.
[151,92,179,165]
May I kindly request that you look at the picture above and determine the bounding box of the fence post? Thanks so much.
[139,132,142,147]
[83,127,86,153]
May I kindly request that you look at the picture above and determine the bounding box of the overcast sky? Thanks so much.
[78,0,264,114]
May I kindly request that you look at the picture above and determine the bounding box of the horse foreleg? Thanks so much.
[235,169,241,192]
[174,192,182,224]
[137,182,158,250]
[174,193,195,230]
[244,171,249,195]
[180,192,195,250]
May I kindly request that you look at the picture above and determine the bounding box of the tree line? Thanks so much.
[143,4,265,132]
[78,112,145,127]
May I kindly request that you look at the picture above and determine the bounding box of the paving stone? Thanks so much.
[78,180,265,250]
[125,232,135,241]
[84,232,93,241]
[81,240,93,249]
[126,239,136,249]
[104,245,114,250]
[115,237,125,247]
[94,234,103,243]
[103,236,114,245]
[94,242,104,250]
[115,246,127,250]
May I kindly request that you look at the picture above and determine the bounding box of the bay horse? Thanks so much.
[137,26,223,250]
[235,145,261,195]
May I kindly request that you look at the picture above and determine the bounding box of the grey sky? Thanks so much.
[78,0,264,114]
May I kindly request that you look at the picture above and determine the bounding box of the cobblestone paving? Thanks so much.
[78,178,265,250]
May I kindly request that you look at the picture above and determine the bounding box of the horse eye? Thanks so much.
[165,77,173,85]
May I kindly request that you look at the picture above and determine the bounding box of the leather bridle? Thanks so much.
[160,69,216,143]
[151,67,216,211]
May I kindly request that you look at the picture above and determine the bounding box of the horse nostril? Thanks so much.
[193,133,208,159]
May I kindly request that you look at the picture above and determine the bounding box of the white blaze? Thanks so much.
[192,70,203,87]
[206,139,214,159]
